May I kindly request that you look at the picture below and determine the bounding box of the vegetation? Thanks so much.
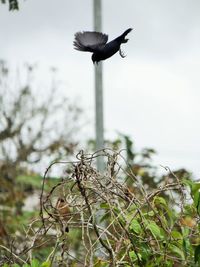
[0,62,199,266]
[0,60,81,263]
[1,142,200,266]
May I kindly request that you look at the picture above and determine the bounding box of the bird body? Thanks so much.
[74,28,132,64]
[55,198,71,219]
[55,197,71,232]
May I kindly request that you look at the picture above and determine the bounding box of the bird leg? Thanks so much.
[119,49,126,58]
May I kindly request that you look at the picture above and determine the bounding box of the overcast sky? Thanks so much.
[0,0,200,177]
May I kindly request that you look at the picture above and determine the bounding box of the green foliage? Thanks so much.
[2,259,51,267]
[183,179,200,215]
[146,220,163,239]
[194,244,200,265]
[0,60,81,262]
[1,132,199,266]
[129,219,142,234]
[36,149,199,266]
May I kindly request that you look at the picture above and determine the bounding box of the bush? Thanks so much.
[1,149,199,266]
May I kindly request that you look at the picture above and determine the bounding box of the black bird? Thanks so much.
[73,28,132,64]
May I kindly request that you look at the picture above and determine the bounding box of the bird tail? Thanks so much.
[120,28,133,43]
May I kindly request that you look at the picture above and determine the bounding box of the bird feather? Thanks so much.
[73,31,108,52]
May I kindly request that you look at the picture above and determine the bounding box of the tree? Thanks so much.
[0,60,81,206]
[0,0,19,10]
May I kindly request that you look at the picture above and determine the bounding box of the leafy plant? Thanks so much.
[1,149,198,266]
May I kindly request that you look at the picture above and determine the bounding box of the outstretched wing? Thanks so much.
[73,31,108,52]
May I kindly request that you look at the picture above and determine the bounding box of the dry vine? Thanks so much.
[1,149,198,267]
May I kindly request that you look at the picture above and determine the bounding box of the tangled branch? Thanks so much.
[1,149,199,266]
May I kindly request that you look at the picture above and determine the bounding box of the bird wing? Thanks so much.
[73,31,108,52]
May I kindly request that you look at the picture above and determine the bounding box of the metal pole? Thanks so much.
[93,0,104,172]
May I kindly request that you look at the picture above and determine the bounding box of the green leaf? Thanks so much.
[184,180,200,213]
[181,227,190,238]
[129,251,141,262]
[12,264,21,267]
[163,261,173,267]
[129,219,142,234]
[146,221,163,239]
[159,214,169,228]
[171,230,182,240]
[31,259,40,267]
[41,262,51,267]
[147,210,155,217]
[141,244,151,260]
[153,196,167,207]
[23,264,31,267]
[182,178,193,188]
[194,245,200,264]
[194,191,200,214]
[182,238,190,258]
[113,207,120,214]
[169,244,185,260]
[192,183,200,194]
[129,250,137,261]
[100,203,109,209]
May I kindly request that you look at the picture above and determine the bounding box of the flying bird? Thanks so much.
[73,28,133,64]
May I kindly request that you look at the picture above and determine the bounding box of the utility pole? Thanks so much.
[93,0,104,172]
